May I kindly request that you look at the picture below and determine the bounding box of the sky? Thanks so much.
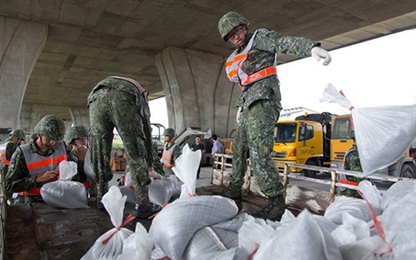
[149,29,416,127]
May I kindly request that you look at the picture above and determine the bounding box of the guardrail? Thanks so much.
[212,153,414,204]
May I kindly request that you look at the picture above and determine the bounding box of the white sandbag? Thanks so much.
[253,210,342,260]
[183,213,248,260]
[331,212,370,247]
[380,180,416,210]
[116,222,153,260]
[340,236,389,260]
[377,187,416,259]
[40,161,88,209]
[324,198,373,225]
[320,83,416,175]
[149,177,177,206]
[81,186,134,260]
[149,196,238,260]
[358,180,382,211]
[172,144,200,197]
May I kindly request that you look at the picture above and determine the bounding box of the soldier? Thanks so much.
[88,76,162,218]
[216,11,332,221]
[65,125,94,195]
[339,130,363,198]
[160,128,182,177]
[1,129,25,202]
[0,129,25,174]
[5,115,85,203]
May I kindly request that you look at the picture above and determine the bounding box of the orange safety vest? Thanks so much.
[225,29,277,90]
[0,141,10,165]
[160,143,177,168]
[18,141,67,196]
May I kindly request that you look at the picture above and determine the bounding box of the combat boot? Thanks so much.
[132,203,163,219]
[132,185,162,218]
[212,182,243,202]
[252,194,286,221]
[96,182,109,210]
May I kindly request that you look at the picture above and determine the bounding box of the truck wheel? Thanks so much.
[302,160,317,177]
[400,163,416,179]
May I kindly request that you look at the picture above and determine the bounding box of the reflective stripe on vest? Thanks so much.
[0,142,10,165]
[160,144,177,168]
[225,29,277,89]
[20,141,68,177]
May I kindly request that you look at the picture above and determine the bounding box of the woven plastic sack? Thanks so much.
[320,83,416,175]
[117,222,153,260]
[81,186,134,260]
[172,144,200,197]
[149,196,238,260]
[40,161,88,209]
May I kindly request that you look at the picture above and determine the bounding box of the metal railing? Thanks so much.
[212,153,414,203]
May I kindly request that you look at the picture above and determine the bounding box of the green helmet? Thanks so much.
[34,115,65,141]
[218,11,249,41]
[163,128,176,138]
[65,125,88,144]
[9,129,25,141]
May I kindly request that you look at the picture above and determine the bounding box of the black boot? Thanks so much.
[132,203,163,219]
[252,195,286,221]
[211,182,243,202]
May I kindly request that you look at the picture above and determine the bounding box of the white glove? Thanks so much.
[311,46,331,66]
[149,170,163,180]
[236,108,242,124]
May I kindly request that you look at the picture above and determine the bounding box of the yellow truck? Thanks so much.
[330,114,416,178]
[271,112,333,177]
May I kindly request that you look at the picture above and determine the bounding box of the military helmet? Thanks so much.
[9,129,25,141]
[163,128,176,138]
[218,11,249,41]
[34,115,66,141]
[65,125,88,144]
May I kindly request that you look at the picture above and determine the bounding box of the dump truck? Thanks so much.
[271,112,333,177]
[330,114,416,178]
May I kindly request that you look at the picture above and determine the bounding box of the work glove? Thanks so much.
[149,170,163,180]
[311,46,331,66]
[236,108,242,124]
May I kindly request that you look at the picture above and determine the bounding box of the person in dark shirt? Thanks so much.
[191,135,205,179]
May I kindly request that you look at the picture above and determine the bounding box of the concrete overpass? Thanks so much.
[0,0,415,138]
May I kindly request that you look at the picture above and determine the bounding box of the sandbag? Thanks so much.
[41,161,88,209]
[117,222,153,260]
[172,144,200,197]
[149,196,238,260]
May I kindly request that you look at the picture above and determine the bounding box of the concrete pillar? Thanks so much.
[0,16,47,130]
[155,47,240,138]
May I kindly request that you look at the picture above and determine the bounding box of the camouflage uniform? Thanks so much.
[217,11,322,221]
[340,144,363,198]
[88,76,154,206]
[0,129,25,174]
[5,139,83,204]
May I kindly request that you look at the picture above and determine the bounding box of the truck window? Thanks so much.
[303,125,314,141]
[274,123,296,142]
[332,117,350,139]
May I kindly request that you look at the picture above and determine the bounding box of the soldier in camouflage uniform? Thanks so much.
[339,130,363,198]
[1,129,25,202]
[65,125,95,195]
[160,128,182,177]
[216,11,332,221]
[5,115,85,203]
[88,76,162,218]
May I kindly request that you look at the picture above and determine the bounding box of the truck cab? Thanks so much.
[271,113,333,176]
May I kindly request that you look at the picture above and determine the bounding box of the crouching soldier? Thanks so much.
[5,115,85,203]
